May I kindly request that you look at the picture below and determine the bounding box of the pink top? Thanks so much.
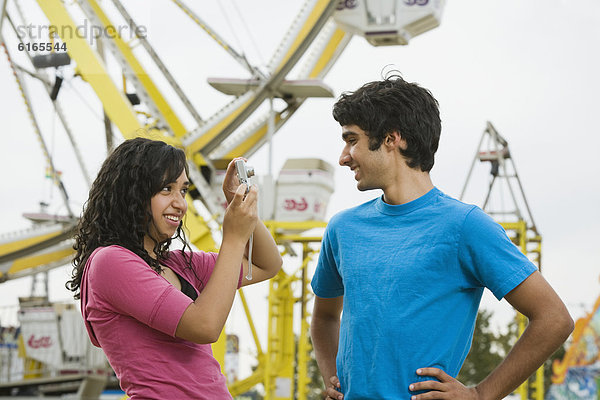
[81,245,243,399]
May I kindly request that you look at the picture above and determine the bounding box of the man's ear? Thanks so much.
[385,131,407,151]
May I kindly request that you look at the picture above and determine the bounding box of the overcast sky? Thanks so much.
[1,0,599,352]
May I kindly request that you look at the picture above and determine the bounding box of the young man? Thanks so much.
[310,75,573,400]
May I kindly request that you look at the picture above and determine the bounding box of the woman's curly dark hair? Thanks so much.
[66,137,193,299]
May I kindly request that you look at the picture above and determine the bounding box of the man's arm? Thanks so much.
[410,271,574,400]
[475,271,574,398]
[311,295,344,400]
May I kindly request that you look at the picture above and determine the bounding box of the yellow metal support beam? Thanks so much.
[308,28,348,79]
[238,288,265,360]
[184,194,217,251]
[501,220,545,400]
[0,229,64,256]
[221,111,284,162]
[229,366,266,395]
[227,288,267,397]
[297,243,316,400]
[35,0,143,140]
[217,28,350,166]
[213,330,227,375]
[226,220,325,398]
[275,0,334,75]
[266,220,327,232]
[265,269,296,399]
[532,366,544,400]
[3,248,74,277]
[185,96,254,156]
[186,0,336,157]
[84,0,188,137]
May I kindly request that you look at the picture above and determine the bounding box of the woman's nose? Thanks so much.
[173,193,187,211]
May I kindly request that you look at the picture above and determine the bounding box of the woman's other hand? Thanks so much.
[222,157,247,204]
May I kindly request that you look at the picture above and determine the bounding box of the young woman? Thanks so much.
[66,137,282,399]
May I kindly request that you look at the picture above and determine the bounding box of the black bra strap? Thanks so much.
[174,271,198,301]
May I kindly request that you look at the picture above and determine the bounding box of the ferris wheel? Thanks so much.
[0,1,444,397]
[0,0,444,284]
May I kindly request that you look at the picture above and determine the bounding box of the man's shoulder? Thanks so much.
[328,197,379,225]
[429,189,481,222]
[434,190,495,225]
[434,189,476,210]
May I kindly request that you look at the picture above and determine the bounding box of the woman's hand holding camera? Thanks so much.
[222,157,258,245]
[223,182,258,245]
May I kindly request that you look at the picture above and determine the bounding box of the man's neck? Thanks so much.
[382,170,434,206]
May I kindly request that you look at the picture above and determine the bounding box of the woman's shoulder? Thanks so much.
[166,249,217,268]
[93,245,140,262]
[88,245,149,278]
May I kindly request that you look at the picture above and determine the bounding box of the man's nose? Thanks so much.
[339,150,351,166]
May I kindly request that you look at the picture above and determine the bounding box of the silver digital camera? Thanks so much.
[235,159,255,190]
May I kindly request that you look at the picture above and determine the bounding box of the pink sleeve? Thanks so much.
[190,251,244,289]
[88,246,193,337]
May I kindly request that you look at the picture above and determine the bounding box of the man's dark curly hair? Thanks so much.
[332,73,441,172]
[66,137,193,299]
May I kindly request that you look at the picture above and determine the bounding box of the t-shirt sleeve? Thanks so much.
[88,246,193,337]
[311,224,344,298]
[458,207,537,300]
[188,251,244,289]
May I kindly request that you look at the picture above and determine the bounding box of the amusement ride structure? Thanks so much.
[461,122,544,400]
[0,1,445,398]
[1,2,587,399]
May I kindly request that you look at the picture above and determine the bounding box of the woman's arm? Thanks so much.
[175,183,258,343]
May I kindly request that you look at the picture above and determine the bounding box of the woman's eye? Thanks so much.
[181,187,189,195]
[162,186,171,192]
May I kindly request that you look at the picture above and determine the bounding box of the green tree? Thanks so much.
[458,309,510,386]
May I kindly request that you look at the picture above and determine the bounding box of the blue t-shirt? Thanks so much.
[311,187,537,399]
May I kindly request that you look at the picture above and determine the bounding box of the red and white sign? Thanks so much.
[27,335,53,349]
[18,307,62,368]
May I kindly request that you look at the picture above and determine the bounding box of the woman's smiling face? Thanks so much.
[144,170,189,254]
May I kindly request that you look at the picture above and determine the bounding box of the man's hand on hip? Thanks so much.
[409,368,481,400]
[325,375,343,400]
